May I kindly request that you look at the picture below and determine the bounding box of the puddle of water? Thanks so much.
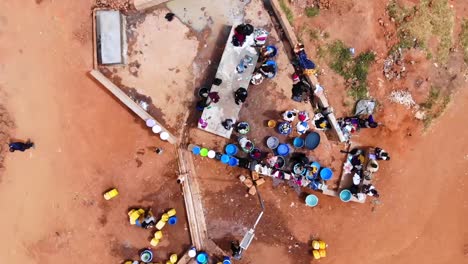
[167,0,248,32]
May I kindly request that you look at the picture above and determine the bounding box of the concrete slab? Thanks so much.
[89,70,177,144]
[96,10,124,65]
[102,8,199,136]
[198,26,259,138]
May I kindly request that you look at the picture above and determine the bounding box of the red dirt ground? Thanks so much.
[0,1,189,263]
[0,0,467,264]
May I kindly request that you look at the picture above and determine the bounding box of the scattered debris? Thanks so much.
[95,0,133,12]
[383,48,406,80]
[388,90,416,109]
[414,110,426,120]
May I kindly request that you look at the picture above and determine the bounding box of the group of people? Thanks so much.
[344,147,390,200]
[282,109,311,135]
[338,115,379,141]
[289,43,317,103]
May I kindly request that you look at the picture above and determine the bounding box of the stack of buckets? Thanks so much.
[146,119,170,141]
[190,145,219,160]
[312,240,328,260]
[150,208,177,247]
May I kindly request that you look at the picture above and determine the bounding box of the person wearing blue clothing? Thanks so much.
[9,140,34,152]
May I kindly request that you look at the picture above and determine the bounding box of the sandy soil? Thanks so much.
[0,1,189,263]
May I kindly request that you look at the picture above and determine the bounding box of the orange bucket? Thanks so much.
[267,120,277,128]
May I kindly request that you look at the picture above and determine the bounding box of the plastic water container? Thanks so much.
[293,137,304,148]
[150,238,160,247]
[154,230,163,239]
[266,136,279,149]
[152,125,162,134]
[228,157,239,167]
[168,216,177,225]
[207,150,216,159]
[146,119,156,127]
[305,194,319,207]
[192,146,201,155]
[305,132,320,150]
[221,155,230,164]
[313,250,321,260]
[161,213,169,222]
[223,256,231,264]
[225,144,238,155]
[276,144,290,156]
[160,132,169,141]
[320,167,333,181]
[167,208,176,217]
[200,148,209,157]
[188,247,197,258]
[170,254,178,263]
[339,189,352,202]
[156,220,166,230]
[196,252,208,264]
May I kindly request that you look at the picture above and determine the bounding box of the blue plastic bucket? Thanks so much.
[228,157,239,167]
[340,189,352,202]
[196,252,208,264]
[225,144,238,155]
[293,137,304,148]
[221,154,230,164]
[305,194,319,207]
[168,216,178,225]
[320,167,333,181]
[223,256,232,264]
[192,146,201,155]
[277,144,290,156]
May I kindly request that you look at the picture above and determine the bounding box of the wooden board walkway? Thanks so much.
[89,70,177,144]
[177,148,208,249]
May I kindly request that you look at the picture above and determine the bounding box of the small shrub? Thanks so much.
[460,19,468,63]
[305,6,320,17]
[279,0,294,24]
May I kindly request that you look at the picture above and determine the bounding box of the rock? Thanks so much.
[239,175,247,182]
[248,186,257,195]
[252,172,260,181]
[244,178,254,188]
[255,178,266,186]
[415,110,426,120]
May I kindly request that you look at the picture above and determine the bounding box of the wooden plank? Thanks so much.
[269,0,346,142]
[89,70,177,144]
[134,0,169,11]
[177,149,208,249]
[92,9,99,70]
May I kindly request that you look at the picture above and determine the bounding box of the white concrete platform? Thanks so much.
[198,25,259,138]
[96,10,124,65]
